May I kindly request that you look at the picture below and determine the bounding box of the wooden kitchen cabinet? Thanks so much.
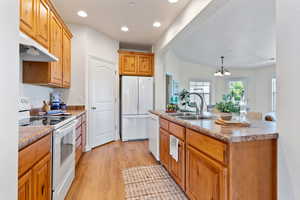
[49,12,63,86]
[35,0,50,49]
[32,154,51,200]
[169,139,185,190]
[62,30,72,88]
[20,0,36,39]
[186,145,227,200]
[18,134,52,200]
[21,0,73,88]
[18,170,33,200]
[75,113,87,167]
[159,128,170,170]
[119,50,154,76]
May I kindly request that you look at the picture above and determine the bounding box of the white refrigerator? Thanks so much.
[121,76,154,141]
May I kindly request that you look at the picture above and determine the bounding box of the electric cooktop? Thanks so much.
[19,116,73,127]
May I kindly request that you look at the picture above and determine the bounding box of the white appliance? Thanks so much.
[121,76,154,141]
[52,119,77,200]
[19,31,58,62]
[147,113,160,161]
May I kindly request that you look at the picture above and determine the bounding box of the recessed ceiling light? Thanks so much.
[121,26,129,32]
[129,1,136,6]
[77,10,88,18]
[168,0,178,3]
[153,22,161,28]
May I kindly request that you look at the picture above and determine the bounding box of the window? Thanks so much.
[189,81,211,106]
[272,78,276,112]
[228,80,245,102]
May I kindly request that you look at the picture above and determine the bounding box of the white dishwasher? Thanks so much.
[147,113,160,161]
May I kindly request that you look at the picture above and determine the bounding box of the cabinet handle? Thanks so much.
[41,185,45,196]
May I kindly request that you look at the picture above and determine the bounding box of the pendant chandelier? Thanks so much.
[214,56,231,77]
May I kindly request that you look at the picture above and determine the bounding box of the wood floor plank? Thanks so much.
[65,140,157,200]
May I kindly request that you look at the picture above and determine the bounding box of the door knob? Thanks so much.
[91,107,97,110]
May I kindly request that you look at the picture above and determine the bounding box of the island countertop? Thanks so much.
[150,110,278,143]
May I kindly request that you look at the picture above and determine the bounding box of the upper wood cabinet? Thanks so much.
[49,12,63,86]
[21,0,73,88]
[119,51,154,76]
[186,146,227,200]
[62,30,72,88]
[35,0,50,49]
[20,0,36,38]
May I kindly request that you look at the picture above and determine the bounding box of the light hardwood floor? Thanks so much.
[65,140,157,200]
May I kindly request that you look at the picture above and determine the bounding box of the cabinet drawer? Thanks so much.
[76,136,82,148]
[82,114,86,123]
[169,122,185,141]
[160,118,169,130]
[187,129,227,164]
[19,134,51,177]
[76,126,82,139]
[75,144,82,165]
[76,117,82,129]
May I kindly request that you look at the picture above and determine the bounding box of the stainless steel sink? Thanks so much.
[176,113,214,120]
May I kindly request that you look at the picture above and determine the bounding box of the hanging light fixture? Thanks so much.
[214,56,231,77]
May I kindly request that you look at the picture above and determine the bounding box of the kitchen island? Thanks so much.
[150,110,278,200]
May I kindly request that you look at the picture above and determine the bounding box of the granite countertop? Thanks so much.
[19,109,86,151]
[19,126,53,150]
[67,110,86,117]
[150,110,278,143]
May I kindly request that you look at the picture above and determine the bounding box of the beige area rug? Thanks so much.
[122,165,188,200]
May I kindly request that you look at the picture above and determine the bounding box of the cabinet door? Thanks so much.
[137,55,153,76]
[82,122,86,152]
[120,54,137,75]
[186,146,227,200]
[18,170,33,200]
[169,139,185,190]
[20,0,36,38]
[159,128,170,170]
[50,13,63,86]
[62,30,71,88]
[35,0,50,49]
[33,154,51,200]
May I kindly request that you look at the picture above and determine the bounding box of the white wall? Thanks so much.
[277,0,300,199]
[57,24,119,149]
[19,61,54,108]
[164,50,276,114]
[0,0,19,199]
[59,24,119,106]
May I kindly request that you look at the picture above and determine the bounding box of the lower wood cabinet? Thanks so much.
[186,146,227,200]
[18,135,51,200]
[32,154,51,200]
[159,128,170,170]
[75,113,87,167]
[169,139,185,190]
[18,170,33,200]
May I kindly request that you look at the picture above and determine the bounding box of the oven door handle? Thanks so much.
[54,120,78,137]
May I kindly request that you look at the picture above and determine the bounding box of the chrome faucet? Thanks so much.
[188,92,204,115]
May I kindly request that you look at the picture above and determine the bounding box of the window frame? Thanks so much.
[189,80,212,106]
[225,77,248,99]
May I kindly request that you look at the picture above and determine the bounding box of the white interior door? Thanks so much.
[89,57,116,148]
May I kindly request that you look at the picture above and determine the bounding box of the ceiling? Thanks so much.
[52,0,191,45]
[170,0,275,68]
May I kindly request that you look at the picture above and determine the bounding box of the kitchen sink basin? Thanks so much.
[176,113,214,120]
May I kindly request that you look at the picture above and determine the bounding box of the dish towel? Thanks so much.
[169,135,179,162]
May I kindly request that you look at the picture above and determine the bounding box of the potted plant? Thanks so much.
[216,94,240,120]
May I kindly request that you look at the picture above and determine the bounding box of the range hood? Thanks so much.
[19,32,58,62]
